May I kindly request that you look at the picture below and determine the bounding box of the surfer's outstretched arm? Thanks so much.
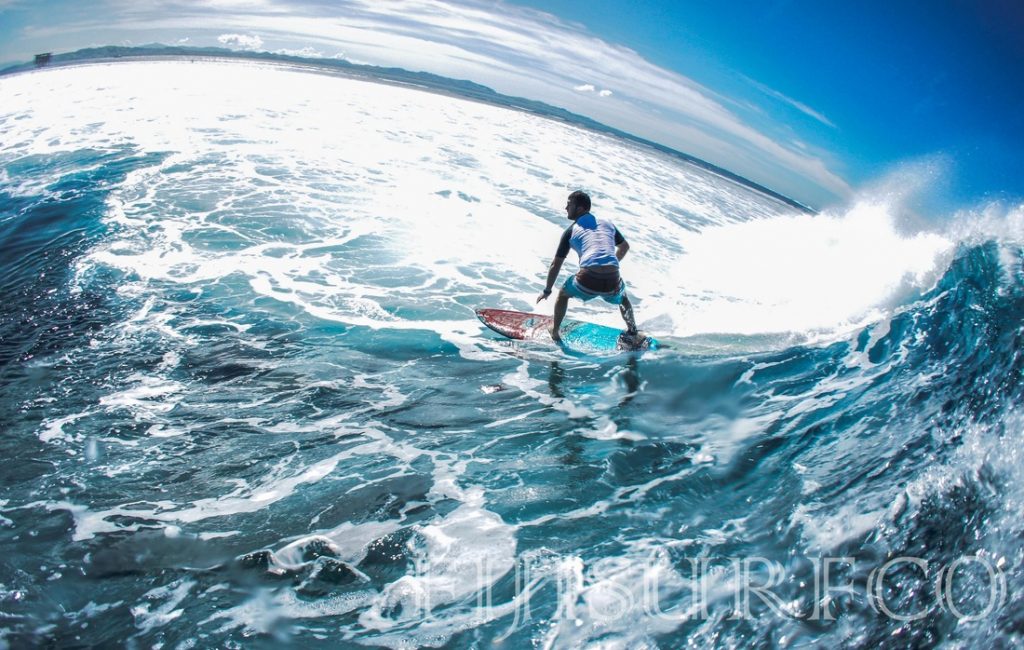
[537,255,566,302]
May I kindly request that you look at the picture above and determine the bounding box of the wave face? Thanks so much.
[1,61,1023,648]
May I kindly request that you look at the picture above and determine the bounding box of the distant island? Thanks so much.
[1,44,814,213]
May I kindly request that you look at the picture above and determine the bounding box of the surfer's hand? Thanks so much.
[536,288,552,303]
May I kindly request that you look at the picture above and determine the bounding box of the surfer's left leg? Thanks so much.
[619,294,638,335]
[551,290,569,342]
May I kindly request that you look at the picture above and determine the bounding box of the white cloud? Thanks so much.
[575,85,612,97]
[743,75,837,129]
[217,33,263,50]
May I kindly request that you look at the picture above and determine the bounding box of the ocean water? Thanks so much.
[1,60,1023,648]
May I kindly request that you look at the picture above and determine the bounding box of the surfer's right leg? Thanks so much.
[619,294,638,335]
[551,290,569,342]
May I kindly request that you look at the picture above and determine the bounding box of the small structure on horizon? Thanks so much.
[34,53,52,67]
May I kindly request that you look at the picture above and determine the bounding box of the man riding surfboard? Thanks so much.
[536,190,639,343]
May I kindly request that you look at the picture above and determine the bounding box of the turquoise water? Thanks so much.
[1,61,1023,648]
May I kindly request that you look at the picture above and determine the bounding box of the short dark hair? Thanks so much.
[568,190,591,213]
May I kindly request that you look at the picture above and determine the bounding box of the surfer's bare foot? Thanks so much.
[550,327,562,343]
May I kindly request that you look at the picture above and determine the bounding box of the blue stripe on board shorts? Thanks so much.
[562,273,627,305]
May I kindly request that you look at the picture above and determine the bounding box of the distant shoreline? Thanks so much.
[0,45,816,213]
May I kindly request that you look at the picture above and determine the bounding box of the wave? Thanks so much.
[1,62,1023,646]
[667,237,1024,646]
[0,147,170,384]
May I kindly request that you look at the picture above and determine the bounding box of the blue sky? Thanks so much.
[526,1,1023,208]
[1,0,1020,210]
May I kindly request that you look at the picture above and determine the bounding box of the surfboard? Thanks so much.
[475,308,656,353]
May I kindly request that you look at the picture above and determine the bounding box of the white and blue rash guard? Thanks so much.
[555,213,625,267]
[555,213,626,293]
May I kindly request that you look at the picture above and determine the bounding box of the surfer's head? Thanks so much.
[566,190,591,220]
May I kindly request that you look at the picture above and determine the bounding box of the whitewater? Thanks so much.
[1,60,1022,648]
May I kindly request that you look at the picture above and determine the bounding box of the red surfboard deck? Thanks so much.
[475,308,554,340]
[475,308,655,352]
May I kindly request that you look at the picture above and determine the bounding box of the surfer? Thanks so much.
[536,190,638,343]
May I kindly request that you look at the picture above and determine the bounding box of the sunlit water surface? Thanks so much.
[1,61,1023,648]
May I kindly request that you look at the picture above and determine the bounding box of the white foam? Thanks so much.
[0,60,806,347]
[501,360,594,420]
[45,447,348,540]
[657,200,954,336]
[538,541,698,648]
[99,374,185,416]
[309,520,403,565]
[358,502,516,633]
[131,578,195,633]
[790,501,887,553]
[38,411,93,443]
